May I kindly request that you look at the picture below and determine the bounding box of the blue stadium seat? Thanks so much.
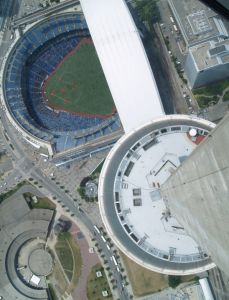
[3,13,120,153]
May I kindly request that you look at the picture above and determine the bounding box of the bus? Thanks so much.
[93,225,100,234]
[170,16,175,23]
[101,235,106,243]
[112,255,118,266]
[173,24,178,32]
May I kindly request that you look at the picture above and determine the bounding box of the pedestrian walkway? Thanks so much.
[71,222,100,300]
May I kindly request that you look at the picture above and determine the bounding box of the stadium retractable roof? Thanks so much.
[80,0,165,133]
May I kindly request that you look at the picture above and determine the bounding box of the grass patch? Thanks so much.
[194,95,218,108]
[55,232,82,290]
[87,263,113,300]
[223,90,229,102]
[48,283,58,300]
[193,78,229,97]
[45,38,115,116]
[29,196,56,210]
[168,274,198,289]
[47,262,68,297]
[0,181,27,204]
[121,252,197,295]
[181,275,199,283]
[24,193,56,210]
[134,0,160,23]
[91,159,105,178]
[120,252,168,296]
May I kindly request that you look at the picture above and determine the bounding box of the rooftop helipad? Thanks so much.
[98,115,216,275]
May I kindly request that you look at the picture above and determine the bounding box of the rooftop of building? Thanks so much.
[0,192,53,299]
[168,0,229,46]
[190,38,229,70]
[98,115,216,275]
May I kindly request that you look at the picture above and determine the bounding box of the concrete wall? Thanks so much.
[193,63,229,88]
[184,51,198,88]
[161,113,229,275]
[185,50,229,88]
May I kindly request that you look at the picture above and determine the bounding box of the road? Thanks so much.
[53,132,123,166]
[157,0,199,112]
[0,2,186,299]
[141,22,188,115]
[0,106,130,300]
[0,0,18,61]
[0,19,129,299]
[152,23,191,113]
[0,18,127,294]
[12,0,80,28]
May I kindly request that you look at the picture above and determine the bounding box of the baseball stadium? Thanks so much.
[1,13,122,157]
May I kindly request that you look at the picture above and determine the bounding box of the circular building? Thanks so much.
[98,115,216,275]
[1,13,121,156]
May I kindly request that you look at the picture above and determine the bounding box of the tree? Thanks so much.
[168,275,182,288]
[134,0,159,23]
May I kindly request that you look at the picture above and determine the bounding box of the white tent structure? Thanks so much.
[80,0,164,133]
[199,278,214,300]
[30,275,41,286]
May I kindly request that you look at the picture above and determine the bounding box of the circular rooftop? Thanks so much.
[29,249,53,276]
[98,115,216,275]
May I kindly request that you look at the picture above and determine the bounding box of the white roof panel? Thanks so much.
[80,0,165,132]
[30,275,40,286]
[199,278,214,300]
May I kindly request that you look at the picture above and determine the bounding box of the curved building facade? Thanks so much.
[98,115,216,275]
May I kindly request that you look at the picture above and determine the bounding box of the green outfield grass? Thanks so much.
[44,39,115,116]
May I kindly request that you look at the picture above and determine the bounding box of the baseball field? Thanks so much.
[44,38,115,117]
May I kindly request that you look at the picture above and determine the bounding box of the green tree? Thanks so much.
[134,0,159,23]
[168,275,182,288]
